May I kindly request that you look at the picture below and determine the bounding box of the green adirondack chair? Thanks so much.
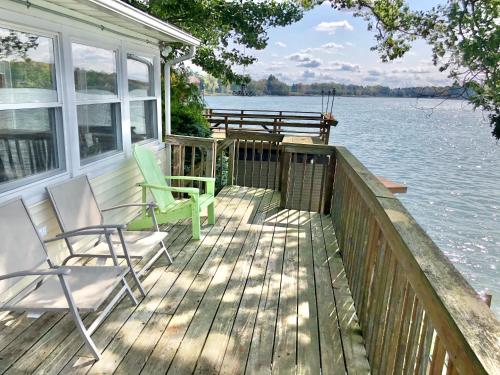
[128,145,216,240]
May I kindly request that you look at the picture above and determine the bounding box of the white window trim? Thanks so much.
[125,49,162,147]
[0,23,67,196]
[0,8,164,205]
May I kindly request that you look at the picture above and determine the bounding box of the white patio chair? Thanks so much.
[46,175,172,297]
[0,198,137,360]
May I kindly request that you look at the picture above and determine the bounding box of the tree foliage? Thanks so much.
[125,0,305,83]
[201,73,469,98]
[0,31,38,59]
[314,0,499,138]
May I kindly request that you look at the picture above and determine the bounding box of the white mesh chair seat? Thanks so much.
[2,266,128,312]
[111,231,167,256]
[88,231,168,259]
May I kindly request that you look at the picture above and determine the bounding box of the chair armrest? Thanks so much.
[137,182,200,196]
[101,202,157,212]
[163,176,215,195]
[44,224,125,243]
[164,176,216,183]
[0,268,71,281]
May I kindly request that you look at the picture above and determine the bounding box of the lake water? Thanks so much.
[205,95,500,315]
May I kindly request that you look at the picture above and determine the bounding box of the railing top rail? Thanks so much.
[205,113,325,121]
[206,119,327,128]
[282,142,336,155]
[165,134,217,147]
[226,130,285,142]
[205,108,324,115]
[335,146,500,375]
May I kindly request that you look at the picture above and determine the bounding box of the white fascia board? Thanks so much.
[87,0,200,46]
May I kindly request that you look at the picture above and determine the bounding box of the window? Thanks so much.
[72,43,121,163]
[127,54,157,143]
[0,27,63,187]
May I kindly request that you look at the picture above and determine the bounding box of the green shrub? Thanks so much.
[169,68,211,138]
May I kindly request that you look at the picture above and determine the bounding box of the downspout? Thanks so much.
[164,45,196,174]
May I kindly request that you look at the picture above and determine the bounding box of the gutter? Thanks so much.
[168,45,197,65]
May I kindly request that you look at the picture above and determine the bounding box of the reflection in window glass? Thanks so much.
[77,103,121,162]
[0,27,57,104]
[130,100,157,143]
[72,43,117,100]
[0,108,61,183]
[127,54,153,97]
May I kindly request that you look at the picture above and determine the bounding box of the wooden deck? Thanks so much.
[0,186,370,374]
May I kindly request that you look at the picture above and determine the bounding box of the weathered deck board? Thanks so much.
[0,186,370,375]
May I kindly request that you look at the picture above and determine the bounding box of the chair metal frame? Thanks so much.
[0,198,137,360]
[46,175,172,297]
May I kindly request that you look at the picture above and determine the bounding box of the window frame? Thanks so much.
[0,22,67,194]
[70,38,124,166]
[0,10,164,204]
[124,49,162,146]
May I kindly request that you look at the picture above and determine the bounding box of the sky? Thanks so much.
[232,0,451,88]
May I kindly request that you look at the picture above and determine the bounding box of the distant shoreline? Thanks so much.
[204,93,466,100]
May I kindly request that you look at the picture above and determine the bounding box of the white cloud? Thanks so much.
[367,69,384,76]
[266,61,286,71]
[275,41,287,48]
[302,70,316,79]
[320,61,361,72]
[345,42,354,47]
[298,58,322,68]
[391,67,433,74]
[288,53,322,68]
[321,42,344,49]
[287,53,314,62]
[315,20,354,34]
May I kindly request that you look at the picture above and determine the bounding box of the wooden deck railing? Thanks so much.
[164,134,217,194]
[280,143,335,213]
[204,108,337,144]
[331,146,500,375]
[163,133,500,374]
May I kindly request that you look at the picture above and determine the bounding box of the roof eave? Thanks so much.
[87,0,200,46]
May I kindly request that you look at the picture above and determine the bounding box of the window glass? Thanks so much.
[0,27,57,104]
[72,43,117,100]
[130,100,157,143]
[77,103,121,162]
[0,108,61,183]
[127,54,153,97]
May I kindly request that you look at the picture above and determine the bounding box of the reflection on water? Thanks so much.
[205,95,500,315]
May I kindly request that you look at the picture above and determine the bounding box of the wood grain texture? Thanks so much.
[332,147,500,375]
[0,186,370,374]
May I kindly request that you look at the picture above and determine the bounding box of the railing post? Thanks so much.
[205,141,216,178]
[279,150,291,208]
[322,152,336,214]
[228,139,235,185]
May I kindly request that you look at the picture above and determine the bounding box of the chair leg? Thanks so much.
[160,240,173,264]
[207,202,215,225]
[192,205,201,240]
[58,275,101,360]
[123,276,141,302]
[72,311,101,360]
[110,231,145,299]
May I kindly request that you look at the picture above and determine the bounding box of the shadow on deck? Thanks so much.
[0,186,370,374]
